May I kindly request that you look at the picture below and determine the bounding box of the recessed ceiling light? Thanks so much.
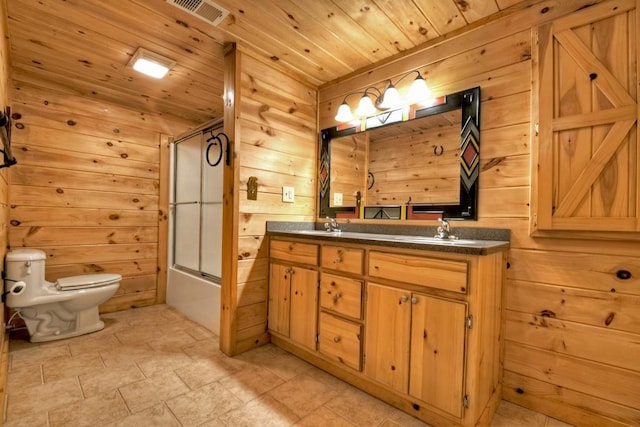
[128,47,176,79]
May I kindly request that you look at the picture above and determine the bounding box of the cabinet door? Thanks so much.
[533,0,639,232]
[364,283,411,393]
[409,294,467,418]
[268,263,291,337]
[289,267,318,350]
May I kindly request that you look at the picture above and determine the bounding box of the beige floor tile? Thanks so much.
[166,381,243,425]
[184,324,217,341]
[249,345,314,381]
[48,390,129,427]
[3,410,48,427]
[182,338,225,360]
[80,364,145,397]
[174,356,236,389]
[490,400,547,427]
[68,333,121,356]
[294,406,356,427]
[118,371,189,414]
[99,342,156,368]
[6,376,84,421]
[197,419,227,427]
[10,343,71,371]
[385,410,432,427]
[7,364,42,391]
[111,403,181,426]
[115,326,164,345]
[219,393,300,426]
[135,350,193,377]
[267,371,347,419]
[324,385,398,426]
[219,365,285,403]
[145,330,196,352]
[42,352,105,382]
[5,306,562,427]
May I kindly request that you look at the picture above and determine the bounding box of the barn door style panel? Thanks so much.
[533,0,639,233]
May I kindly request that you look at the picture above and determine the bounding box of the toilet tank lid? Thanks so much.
[6,249,47,261]
[56,273,122,290]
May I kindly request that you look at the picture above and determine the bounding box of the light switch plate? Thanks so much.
[333,192,343,206]
[282,186,295,203]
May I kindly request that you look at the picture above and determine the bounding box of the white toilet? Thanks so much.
[4,248,121,343]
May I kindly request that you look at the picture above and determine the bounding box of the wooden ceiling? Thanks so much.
[4,0,533,126]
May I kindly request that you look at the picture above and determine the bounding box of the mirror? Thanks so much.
[319,87,480,220]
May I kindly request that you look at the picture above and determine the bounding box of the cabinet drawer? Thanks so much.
[318,312,362,371]
[369,251,468,293]
[320,273,363,319]
[270,240,318,265]
[321,245,364,274]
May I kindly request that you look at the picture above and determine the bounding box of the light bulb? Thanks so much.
[408,74,431,103]
[334,102,354,122]
[379,84,401,110]
[355,94,376,117]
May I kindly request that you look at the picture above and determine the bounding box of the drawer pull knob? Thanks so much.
[335,255,343,263]
[333,336,341,343]
[400,295,409,303]
[334,292,342,301]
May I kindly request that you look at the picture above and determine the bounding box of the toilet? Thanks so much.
[4,248,120,343]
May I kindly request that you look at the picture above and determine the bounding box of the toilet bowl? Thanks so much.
[4,249,120,343]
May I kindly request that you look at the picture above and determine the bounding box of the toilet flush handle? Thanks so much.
[25,261,31,275]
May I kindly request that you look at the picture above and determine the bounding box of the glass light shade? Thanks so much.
[408,75,432,103]
[334,102,355,122]
[355,94,376,117]
[379,84,401,110]
[133,58,170,79]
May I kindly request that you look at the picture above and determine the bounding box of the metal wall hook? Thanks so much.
[205,131,230,167]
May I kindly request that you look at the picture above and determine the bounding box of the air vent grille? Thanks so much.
[166,0,229,26]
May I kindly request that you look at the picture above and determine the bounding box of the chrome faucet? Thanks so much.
[324,216,340,232]
[435,218,457,240]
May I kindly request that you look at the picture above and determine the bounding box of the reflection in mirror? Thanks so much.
[320,87,480,220]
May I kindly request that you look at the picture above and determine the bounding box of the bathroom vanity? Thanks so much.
[267,223,508,427]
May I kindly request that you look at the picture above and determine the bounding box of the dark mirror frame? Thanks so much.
[319,86,480,220]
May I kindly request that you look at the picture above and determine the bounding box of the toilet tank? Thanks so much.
[5,249,47,307]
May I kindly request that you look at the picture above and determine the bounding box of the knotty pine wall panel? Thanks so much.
[234,51,317,353]
[7,81,190,313]
[0,0,11,420]
[318,2,640,425]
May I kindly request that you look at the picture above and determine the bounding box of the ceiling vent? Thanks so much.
[165,0,229,26]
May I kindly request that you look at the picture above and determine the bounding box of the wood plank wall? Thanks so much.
[7,75,197,313]
[231,49,317,353]
[0,0,11,420]
[318,1,639,425]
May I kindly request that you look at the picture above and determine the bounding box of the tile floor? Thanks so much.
[4,305,573,426]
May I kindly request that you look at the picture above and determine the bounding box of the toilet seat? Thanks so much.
[56,273,122,291]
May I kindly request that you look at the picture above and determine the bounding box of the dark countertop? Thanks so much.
[267,222,510,256]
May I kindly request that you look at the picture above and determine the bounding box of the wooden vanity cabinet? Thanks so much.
[318,245,364,371]
[365,286,467,417]
[268,235,506,427]
[268,240,319,351]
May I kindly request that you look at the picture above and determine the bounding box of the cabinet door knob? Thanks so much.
[400,295,409,303]
[334,292,342,301]
[333,336,341,343]
[411,297,418,304]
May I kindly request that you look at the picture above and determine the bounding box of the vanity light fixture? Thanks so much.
[334,69,432,123]
[128,47,176,79]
